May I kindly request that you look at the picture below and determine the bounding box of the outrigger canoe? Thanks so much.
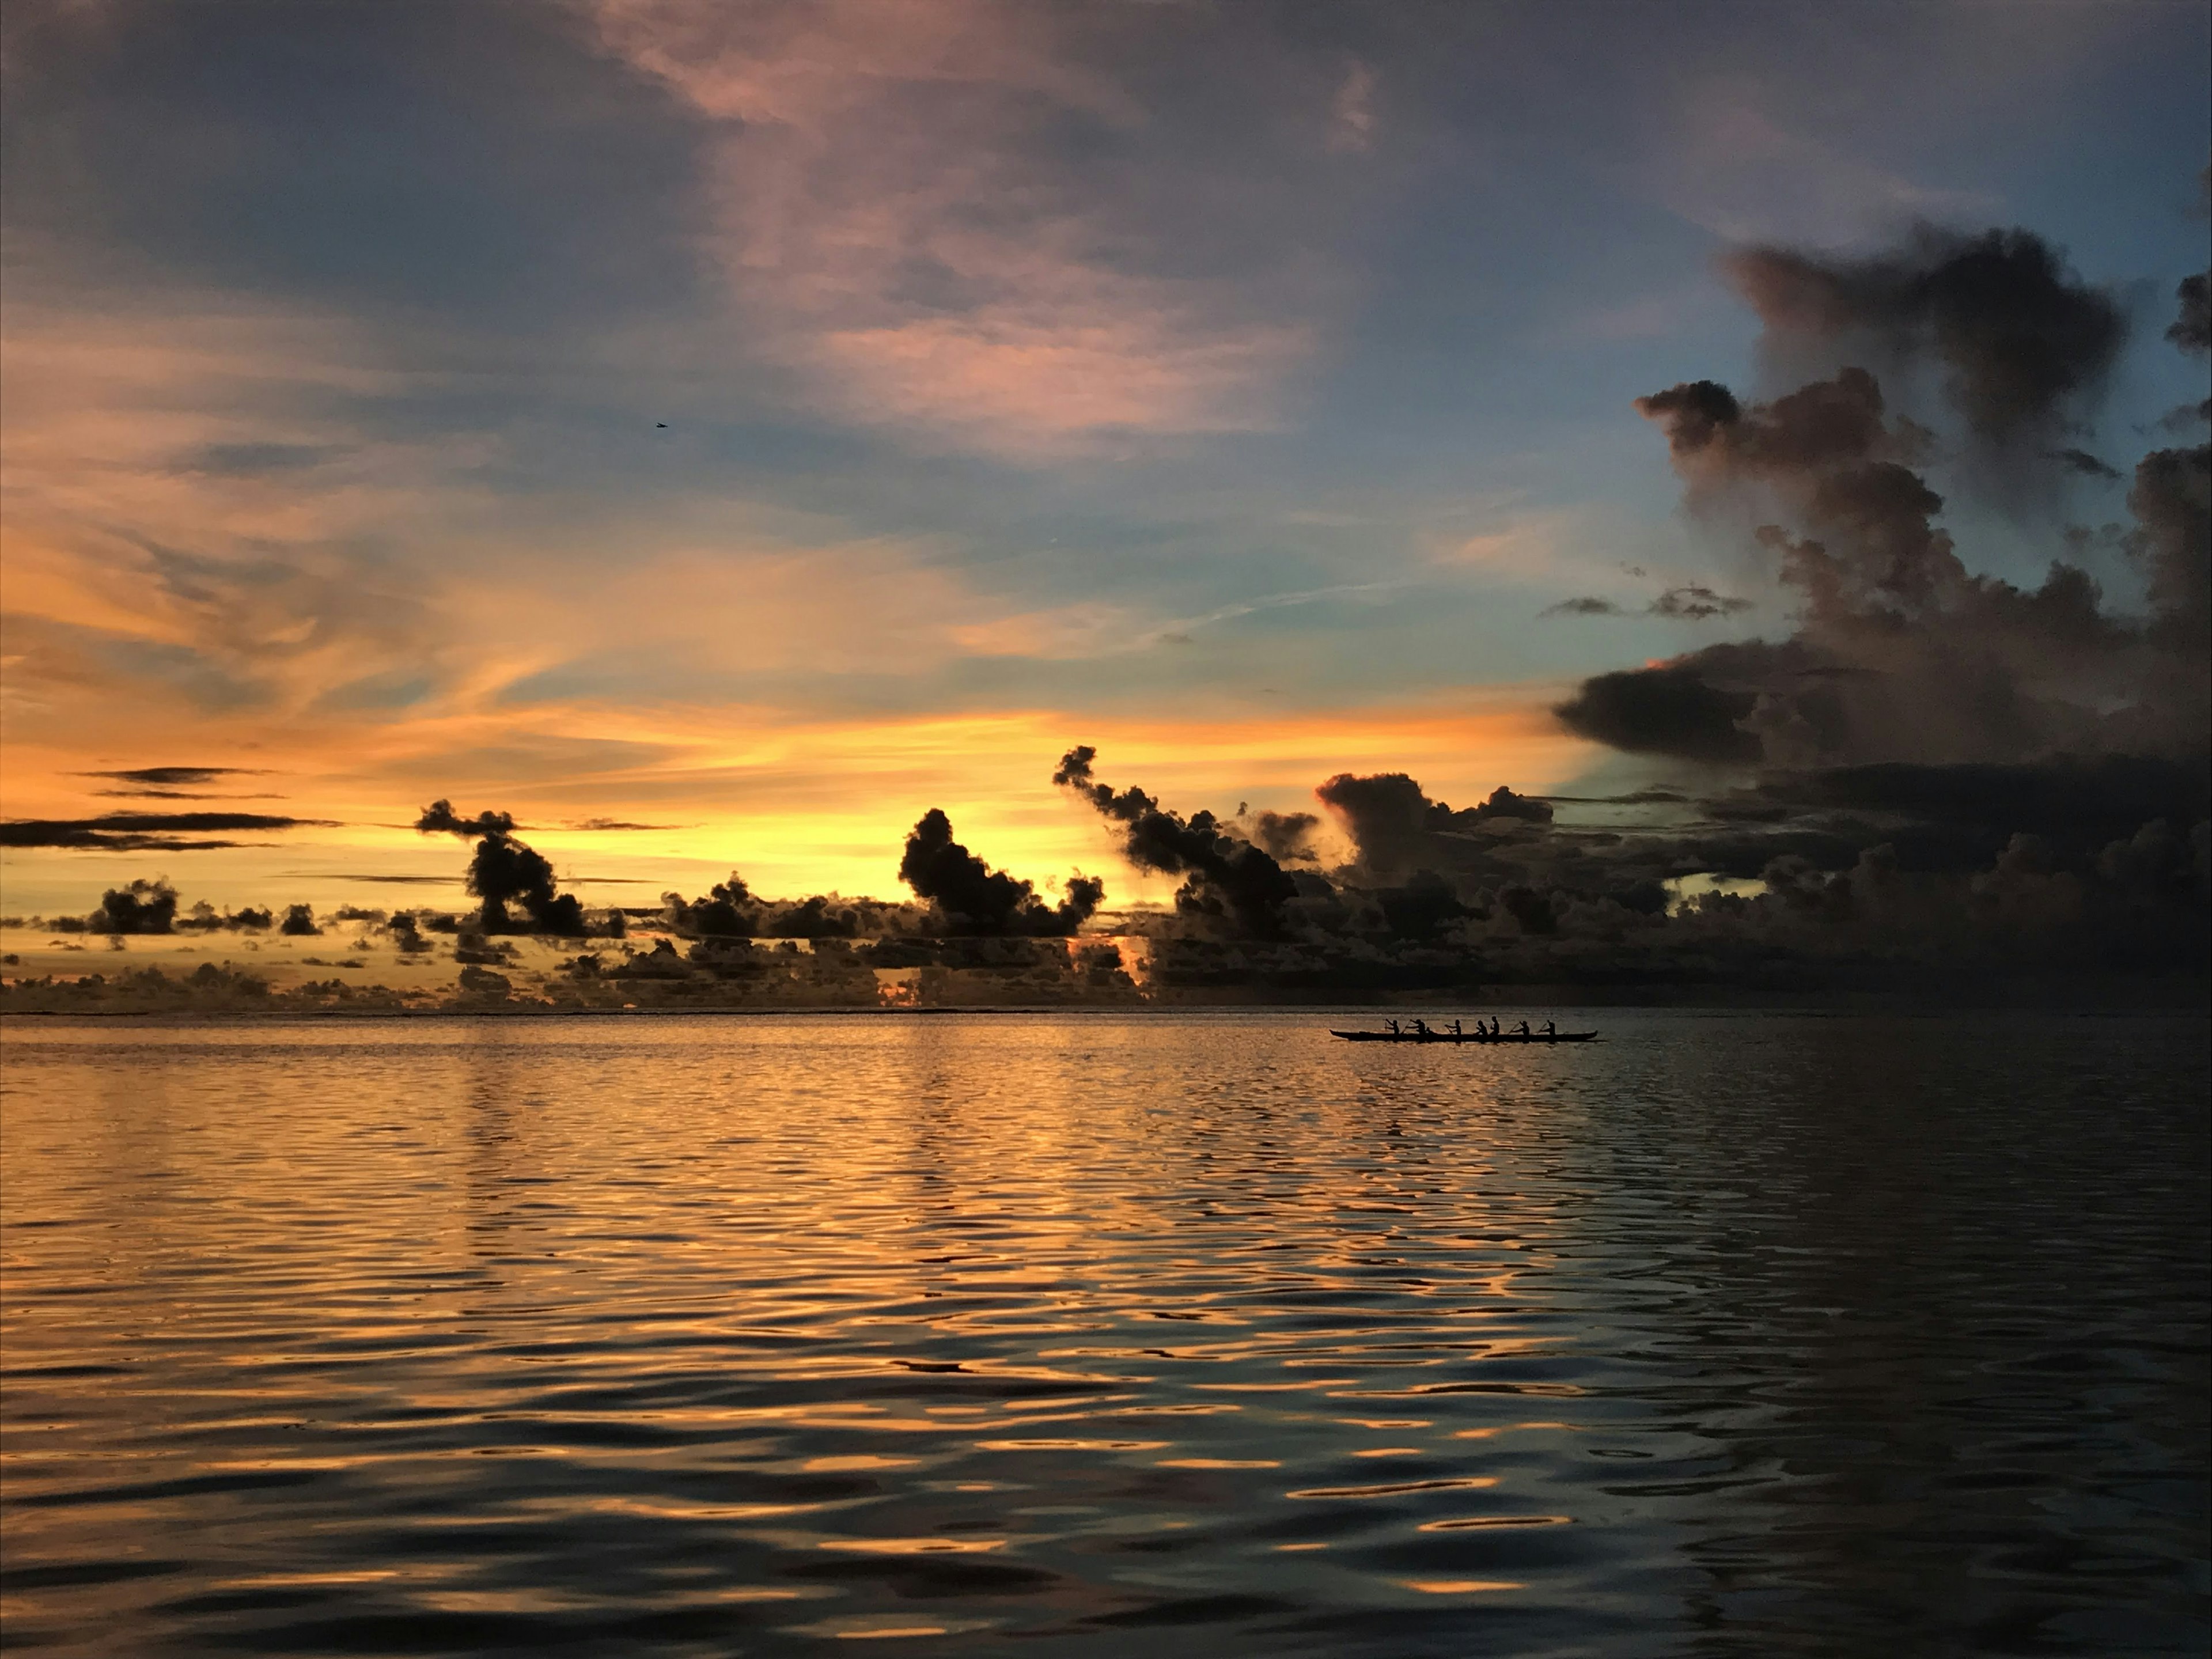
[1330,1028,1598,1043]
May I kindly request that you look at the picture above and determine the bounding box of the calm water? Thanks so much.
[2,1012,2205,1657]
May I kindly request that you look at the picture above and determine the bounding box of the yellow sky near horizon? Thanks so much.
[0,694,1603,918]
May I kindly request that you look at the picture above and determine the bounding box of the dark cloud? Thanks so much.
[1650,585,1755,620]
[2050,447,2122,482]
[660,878,913,943]
[1244,809,1322,863]
[564,818,687,831]
[898,808,1103,936]
[0,810,332,850]
[77,766,270,787]
[414,798,600,935]
[2170,271,2209,356]
[92,789,286,801]
[415,800,517,839]
[1724,226,2126,444]
[1312,772,1554,881]
[1555,665,1762,764]
[2128,442,2210,640]
[176,900,272,932]
[1056,747,1297,937]
[279,904,320,936]
[665,876,760,938]
[89,879,178,934]
[1543,588,1752,621]
[1570,340,2206,770]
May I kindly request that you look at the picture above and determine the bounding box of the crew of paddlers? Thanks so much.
[1384,1017,1554,1038]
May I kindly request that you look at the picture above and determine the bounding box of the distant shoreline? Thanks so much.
[5,984,2206,1022]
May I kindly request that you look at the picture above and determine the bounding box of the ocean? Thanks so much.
[2,1011,2205,1656]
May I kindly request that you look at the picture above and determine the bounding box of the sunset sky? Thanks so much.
[3,0,2207,916]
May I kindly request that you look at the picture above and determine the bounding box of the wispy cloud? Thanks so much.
[592,0,1338,454]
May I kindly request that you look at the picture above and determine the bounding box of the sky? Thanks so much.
[2,0,2207,924]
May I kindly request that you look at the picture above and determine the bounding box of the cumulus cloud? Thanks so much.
[898,808,1102,935]
[1723,225,2126,448]
[414,798,594,935]
[1055,745,1297,936]
[1559,325,2203,771]
[1529,210,2207,991]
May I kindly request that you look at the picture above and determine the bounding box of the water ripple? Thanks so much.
[2,1010,2205,1656]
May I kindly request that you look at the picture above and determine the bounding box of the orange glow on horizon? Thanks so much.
[0,694,1597,912]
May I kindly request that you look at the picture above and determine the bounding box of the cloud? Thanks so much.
[1653,97,1994,247]
[77,766,271,788]
[2048,447,2122,482]
[1314,772,1554,880]
[1649,584,1755,620]
[1545,582,1756,622]
[414,798,597,935]
[1722,225,2126,447]
[0,810,335,850]
[1055,745,1297,936]
[897,807,1101,935]
[1555,665,1764,764]
[2171,271,2210,356]
[1551,206,2208,797]
[1326,60,1377,154]
[591,0,1337,454]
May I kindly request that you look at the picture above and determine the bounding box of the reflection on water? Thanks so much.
[2,1012,2204,1656]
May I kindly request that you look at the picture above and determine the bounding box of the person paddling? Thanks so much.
[1543,1020,1556,1039]
[1515,1020,1530,1037]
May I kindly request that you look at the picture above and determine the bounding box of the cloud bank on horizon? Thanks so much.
[0,0,2206,987]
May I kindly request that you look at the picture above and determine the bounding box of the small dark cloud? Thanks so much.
[1545,588,1753,621]
[0,811,334,850]
[92,789,286,801]
[2049,447,2122,482]
[1649,585,1755,620]
[563,819,688,832]
[78,766,272,788]
[2169,270,2209,356]
[177,901,273,933]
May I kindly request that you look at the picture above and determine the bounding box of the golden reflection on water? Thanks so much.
[2,1011,2206,1656]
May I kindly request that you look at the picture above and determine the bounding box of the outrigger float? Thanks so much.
[1330,1024,1597,1044]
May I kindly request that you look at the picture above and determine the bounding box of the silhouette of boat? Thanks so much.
[1330,1028,1598,1043]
